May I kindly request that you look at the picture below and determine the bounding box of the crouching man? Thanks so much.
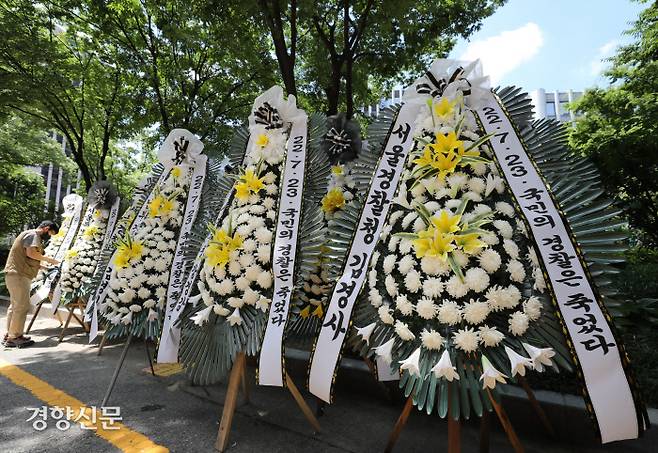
[3,220,60,348]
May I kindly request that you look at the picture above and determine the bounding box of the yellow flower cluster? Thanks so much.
[412,131,480,181]
[113,240,144,268]
[64,249,79,261]
[412,210,486,261]
[170,166,183,179]
[321,188,346,214]
[82,225,100,239]
[148,195,175,218]
[299,304,324,319]
[205,228,243,268]
[235,168,265,201]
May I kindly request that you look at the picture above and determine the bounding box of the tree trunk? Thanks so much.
[345,55,354,119]
[326,57,342,116]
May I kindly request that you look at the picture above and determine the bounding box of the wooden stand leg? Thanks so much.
[487,389,524,453]
[384,394,414,453]
[240,364,250,403]
[58,307,74,343]
[25,301,44,334]
[215,352,246,452]
[518,376,555,438]
[448,415,461,453]
[97,332,107,356]
[479,410,490,453]
[285,372,321,432]
[145,341,155,377]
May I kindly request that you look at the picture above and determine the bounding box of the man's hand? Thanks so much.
[25,247,59,265]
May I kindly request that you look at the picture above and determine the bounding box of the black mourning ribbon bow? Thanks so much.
[254,102,283,130]
[323,113,362,164]
[415,66,472,98]
[87,180,118,210]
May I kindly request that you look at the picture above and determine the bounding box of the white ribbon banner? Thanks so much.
[477,92,641,443]
[100,197,122,252]
[157,156,208,362]
[308,103,420,402]
[31,196,85,305]
[258,118,308,386]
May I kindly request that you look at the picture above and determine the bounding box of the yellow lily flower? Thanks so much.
[243,168,264,194]
[321,188,346,213]
[331,165,344,175]
[83,225,100,239]
[171,166,182,178]
[434,131,465,156]
[412,227,456,261]
[148,195,164,217]
[312,304,324,318]
[433,97,457,120]
[255,133,269,148]
[431,210,462,234]
[455,233,487,255]
[65,249,79,261]
[299,306,311,319]
[234,182,250,201]
[205,243,231,268]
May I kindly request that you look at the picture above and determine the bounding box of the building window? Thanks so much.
[546,101,556,118]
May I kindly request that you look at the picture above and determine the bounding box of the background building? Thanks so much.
[529,89,583,124]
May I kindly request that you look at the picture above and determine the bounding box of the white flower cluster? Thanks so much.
[190,113,289,328]
[102,166,192,326]
[361,87,553,388]
[59,210,109,295]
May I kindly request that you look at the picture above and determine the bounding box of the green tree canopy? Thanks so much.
[570,0,658,246]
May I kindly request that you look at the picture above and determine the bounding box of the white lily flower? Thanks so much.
[431,349,460,381]
[504,346,534,377]
[213,305,230,316]
[480,355,507,389]
[190,305,213,326]
[227,308,243,326]
[356,323,376,345]
[522,343,555,372]
[399,347,422,377]
[121,311,133,325]
[189,293,202,306]
[147,309,158,322]
[373,337,396,365]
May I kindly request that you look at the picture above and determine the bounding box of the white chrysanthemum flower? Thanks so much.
[507,260,526,282]
[495,201,515,218]
[119,288,136,304]
[109,278,121,291]
[399,239,413,254]
[368,268,378,289]
[401,212,418,229]
[463,299,490,324]
[239,253,255,268]
[255,227,273,244]
[533,267,547,292]
[503,239,520,259]
[447,172,468,189]
[508,311,530,336]
[464,267,490,293]
[398,255,415,275]
[256,245,271,264]
[256,271,272,289]
[404,270,422,293]
[217,278,235,296]
[245,265,261,282]
[137,287,151,299]
[523,296,543,321]
[503,285,522,309]
[383,255,396,274]
[468,177,486,194]
[242,239,257,253]
[227,296,244,309]
[226,260,241,277]
[422,277,443,299]
[243,287,260,306]
[263,197,276,210]
[527,247,539,266]
[387,236,400,252]
[438,300,462,325]
[235,277,250,292]
[394,320,415,341]
[481,230,500,246]
[493,220,513,239]
[421,329,444,350]
[369,288,383,307]
[445,274,469,298]
[416,298,438,319]
[479,325,504,347]
[421,256,449,276]
[378,305,394,324]
[154,259,168,272]
[453,327,479,352]
[395,294,413,315]
[155,286,167,299]
[385,275,398,297]
[478,249,502,274]
[412,216,426,233]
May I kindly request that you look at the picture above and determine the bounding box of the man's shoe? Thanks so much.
[4,337,35,348]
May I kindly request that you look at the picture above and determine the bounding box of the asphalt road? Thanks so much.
[1,302,656,453]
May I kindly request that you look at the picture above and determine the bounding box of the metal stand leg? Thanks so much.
[145,340,155,376]
[25,301,44,334]
[101,333,133,407]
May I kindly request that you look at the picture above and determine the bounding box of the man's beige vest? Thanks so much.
[4,230,42,279]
